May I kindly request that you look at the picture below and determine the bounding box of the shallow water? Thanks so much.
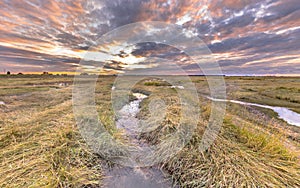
[102,165,173,188]
[207,97,300,127]
[102,93,175,188]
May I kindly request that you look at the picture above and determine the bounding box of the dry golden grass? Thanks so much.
[0,77,103,187]
[138,78,300,187]
[1,75,300,187]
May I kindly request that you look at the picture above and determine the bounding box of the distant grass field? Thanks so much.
[192,76,300,114]
[0,75,299,187]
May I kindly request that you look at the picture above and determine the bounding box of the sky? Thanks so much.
[0,0,299,75]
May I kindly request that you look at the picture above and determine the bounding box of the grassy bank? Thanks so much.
[138,77,300,187]
[0,76,103,187]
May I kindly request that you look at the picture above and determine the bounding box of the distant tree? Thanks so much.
[18,72,23,75]
[7,71,10,75]
[80,72,89,76]
[42,72,49,75]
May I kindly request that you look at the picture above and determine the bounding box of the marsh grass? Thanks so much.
[144,81,171,86]
[0,102,103,187]
[0,77,103,187]
[1,75,300,187]
[138,79,300,187]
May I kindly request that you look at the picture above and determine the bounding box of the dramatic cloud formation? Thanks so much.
[0,0,299,75]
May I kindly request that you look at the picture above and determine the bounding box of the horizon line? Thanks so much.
[1,72,300,77]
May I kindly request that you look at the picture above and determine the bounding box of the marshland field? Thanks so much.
[0,75,299,187]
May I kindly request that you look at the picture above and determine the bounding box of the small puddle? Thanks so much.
[102,93,175,188]
[207,97,300,127]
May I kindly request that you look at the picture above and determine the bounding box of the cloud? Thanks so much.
[0,0,299,75]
